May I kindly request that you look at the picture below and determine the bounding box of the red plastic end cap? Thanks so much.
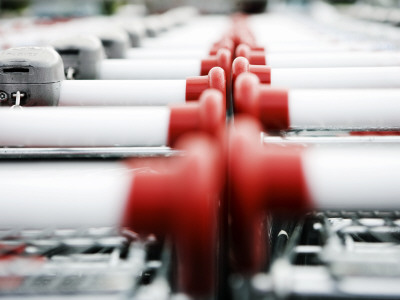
[123,134,222,296]
[122,159,174,236]
[173,134,222,295]
[350,131,400,136]
[249,64,271,84]
[200,48,232,79]
[258,87,290,131]
[236,43,252,59]
[229,117,311,273]
[199,89,225,133]
[229,117,269,273]
[208,67,226,103]
[249,51,266,65]
[236,43,266,65]
[232,56,250,87]
[232,56,271,85]
[185,67,226,102]
[200,49,231,108]
[238,36,257,49]
[209,38,234,56]
[169,89,225,146]
[234,72,260,115]
[251,45,265,52]
[186,75,208,101]
[234,72,289,130]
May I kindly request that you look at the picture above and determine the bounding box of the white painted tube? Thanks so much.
[59,80,186,106]
[235,73,400,131]
[288,89,400,130]
[140,16,229,48]
[141,37,219,49]
[248,13,382,50]
[0,89,224,147]
[270,67,400,88]
[139,41,215,51]
[266,51,400,68]
[263,135,400,144]
[0,161,132,229]
[249,14,327,43]
[0,107,170,147]
[252,26,369,50]
[126,48,208,59]
[98,59,201,79]
[247,14,384,53]
[303,146,400,210]
[264,42,371,53]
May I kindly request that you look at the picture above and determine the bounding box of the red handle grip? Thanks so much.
[169,88,225,146]
[123,133,223,296]
[186,66,226,102]
[234,72,289,131]
[236,43,266,65]
[229,117,311,273]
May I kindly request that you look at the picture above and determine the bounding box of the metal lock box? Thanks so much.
[97,29,130,59]
[0,47,64,106]
[52,35,105,79]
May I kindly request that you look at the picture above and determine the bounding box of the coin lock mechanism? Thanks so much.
[97,29,129,59]
[0,47,64,106]
[51,35,105,80]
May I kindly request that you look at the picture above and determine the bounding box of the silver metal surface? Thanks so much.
[241,211,400,299]
[263,133,400,145]
[0,147,180,158]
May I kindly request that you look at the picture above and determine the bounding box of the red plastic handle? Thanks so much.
[186,66,226,102]
[169,88,225,146]
[200,48,232,81]
[123,133,223,296]
[236,43,266,65]
[209,37,235,56]
[234,72,289,131]
[229,117,311,273]
[232,56,271,86]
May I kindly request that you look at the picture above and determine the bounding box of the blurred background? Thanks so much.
[3,0,397,25]
[0,0,270,16]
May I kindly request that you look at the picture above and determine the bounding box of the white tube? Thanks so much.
[248,13,381,51]
[59,80,186,106]
[264,42,374,53]
[98,59,201,79]
[0,161,132,229]
[288,89,400,130]
[0,107,170,147]
[126,48,208,59]
[264,135,400,144]
[249,14,326,43]
[141,37,215,49]
[266,52,400,68]
[271,67,400,88]
[140,41,215,50]
[141,16,229,48]
[303,146,400,210]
